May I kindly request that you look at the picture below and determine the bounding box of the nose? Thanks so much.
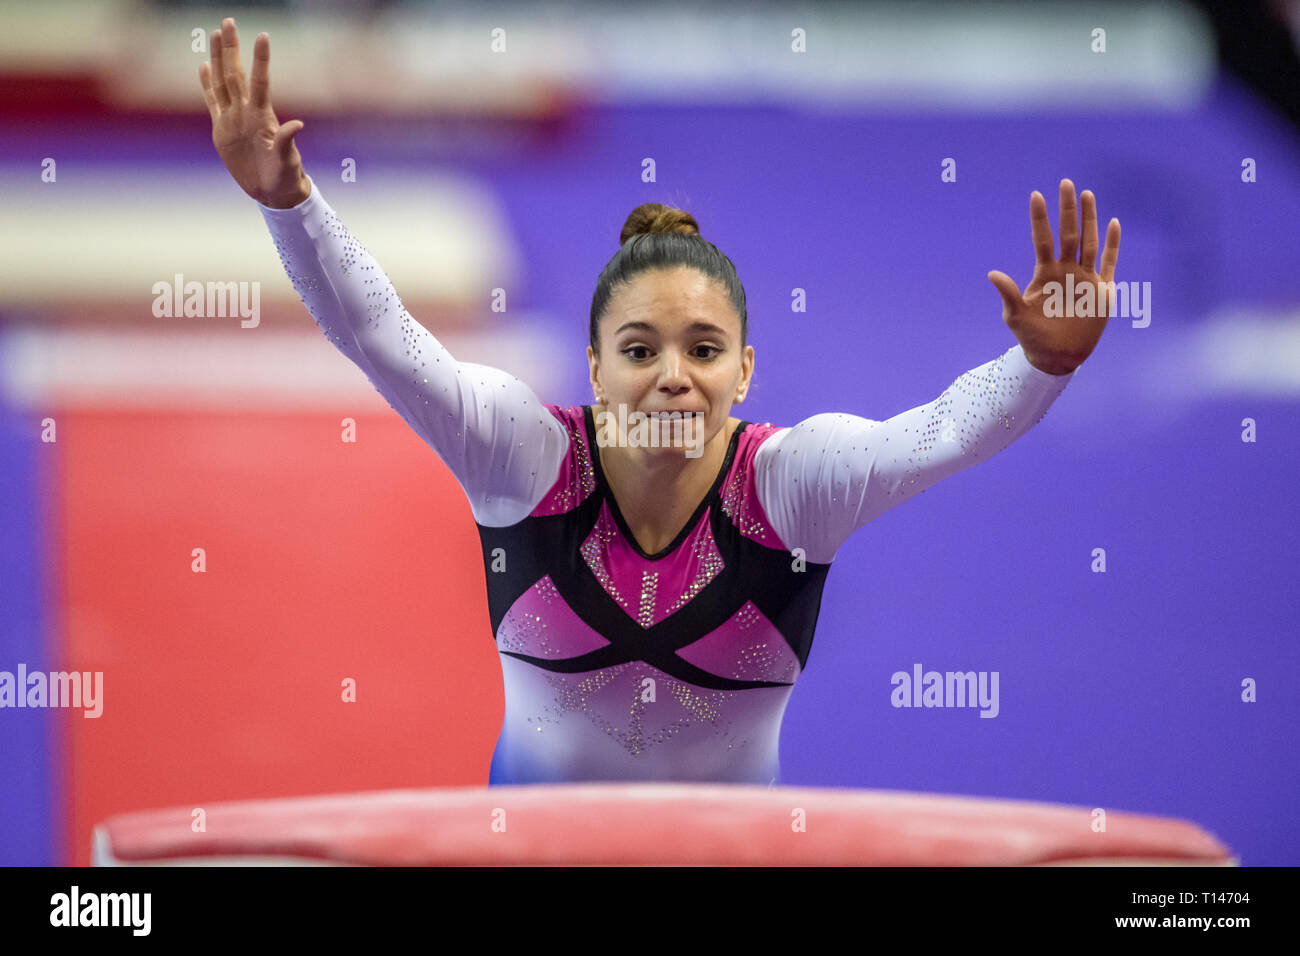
[657,351,691,394]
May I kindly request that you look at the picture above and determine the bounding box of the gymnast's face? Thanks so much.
[587,266,754,458]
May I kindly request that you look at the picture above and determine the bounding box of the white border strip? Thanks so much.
[0,1,1217,111]
[0,323,570,410]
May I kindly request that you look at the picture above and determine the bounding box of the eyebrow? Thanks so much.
[613,320,729,337]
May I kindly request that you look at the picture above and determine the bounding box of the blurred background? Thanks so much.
[1,0,1297,866]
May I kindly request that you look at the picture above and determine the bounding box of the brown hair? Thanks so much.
[589,202,748,351]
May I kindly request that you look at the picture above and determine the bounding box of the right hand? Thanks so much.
[199,17,310,209]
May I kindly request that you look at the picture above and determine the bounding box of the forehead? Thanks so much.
[607,267,737,332]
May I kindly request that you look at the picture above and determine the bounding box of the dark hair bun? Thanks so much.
[619,203,700,247]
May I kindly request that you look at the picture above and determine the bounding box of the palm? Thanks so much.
[214,105,275,184]
[988,180,1121,376]
[199,18,307,207]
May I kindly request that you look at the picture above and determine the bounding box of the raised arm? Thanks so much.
[756,344,1073,563]
[757,179,1121,563]
[199,18,568,526]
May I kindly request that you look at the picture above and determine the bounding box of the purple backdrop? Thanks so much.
[4,70,1296,864]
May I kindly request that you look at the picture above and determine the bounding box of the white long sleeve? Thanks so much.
[257,177,570,527]
[755,344,1075,563]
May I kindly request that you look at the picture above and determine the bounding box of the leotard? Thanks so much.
[259,178,1075,785]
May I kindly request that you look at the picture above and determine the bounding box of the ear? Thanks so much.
[586,345,603,403]
[734,344,755,403]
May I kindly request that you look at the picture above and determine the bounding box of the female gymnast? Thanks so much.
[200,18,1121,787]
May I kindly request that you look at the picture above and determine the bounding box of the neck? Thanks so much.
[595,413,734,516]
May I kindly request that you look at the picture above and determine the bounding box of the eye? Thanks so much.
[620,344,721,362]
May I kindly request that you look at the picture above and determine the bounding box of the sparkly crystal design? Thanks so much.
[676,601,800,684]
[534,662,742,758]
[496,575,611,658]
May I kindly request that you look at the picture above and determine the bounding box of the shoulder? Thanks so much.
[547,403,589,435]
[717,416,787,547]
[527,404,594,516]
[755,412,883,460]
[728,415,787,471]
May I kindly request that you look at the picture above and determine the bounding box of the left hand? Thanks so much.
[987,179,1121,375]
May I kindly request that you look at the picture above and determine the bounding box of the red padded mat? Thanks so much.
[95,783,1233,866]
[58,408,501,865]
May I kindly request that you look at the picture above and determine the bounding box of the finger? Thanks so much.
[1079,190,1098,272]
[1030,191,1054,265]
[1099,218,1121,283]
[274,120,304,162]
[220,17,247,102]
[1058,179,1079,263]
[209,30,230,109]
[987,270,1023,317]
[198,62,220,122]
[249,33,271,110]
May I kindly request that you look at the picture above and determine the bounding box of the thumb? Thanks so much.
[987,270,1022,318]
[273,120,304,161]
